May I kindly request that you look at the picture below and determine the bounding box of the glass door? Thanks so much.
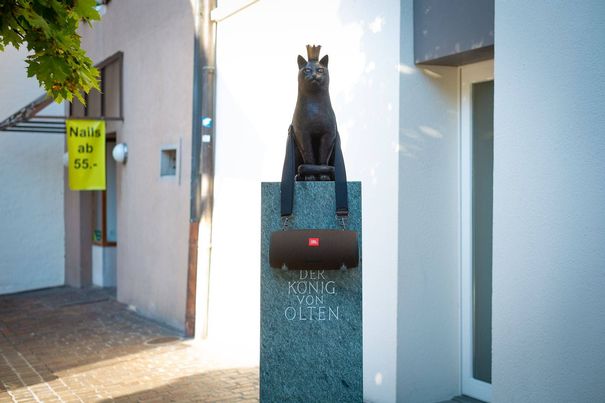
[460,60,494,402]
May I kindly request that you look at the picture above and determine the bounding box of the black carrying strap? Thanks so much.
[280,129,349,218]
[280,128,297,217]
[333,135,349,217]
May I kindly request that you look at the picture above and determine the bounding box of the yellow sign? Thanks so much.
[66,119,106,190]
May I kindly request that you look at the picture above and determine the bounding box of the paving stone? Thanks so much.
[0,287,259,402]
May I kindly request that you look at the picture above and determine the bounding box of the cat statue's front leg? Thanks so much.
[317,134,336,180]
[301,133,317,180]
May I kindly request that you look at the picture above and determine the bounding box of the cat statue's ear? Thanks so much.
[297,55,307,69]
[319,55,329,67]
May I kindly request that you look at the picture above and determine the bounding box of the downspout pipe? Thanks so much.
[186,0,217,338]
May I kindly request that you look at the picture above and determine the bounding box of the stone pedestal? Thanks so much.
[260,181,362,403]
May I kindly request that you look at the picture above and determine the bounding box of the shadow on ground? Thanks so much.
[100,368,259,402]
[0,287,183,389]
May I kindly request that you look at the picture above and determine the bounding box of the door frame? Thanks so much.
[92,133,117,247]
[460,59,494,402]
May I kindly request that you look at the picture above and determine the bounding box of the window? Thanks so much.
[461,60,494,402]
[69,52,123,121]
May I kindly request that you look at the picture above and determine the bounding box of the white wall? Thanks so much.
[79,0,195,330]
[209,0,400,401]
[493,2,605,401]
[397,1,461,402]
[0,46,65,294]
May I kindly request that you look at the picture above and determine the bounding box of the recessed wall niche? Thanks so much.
[160,144,179,180]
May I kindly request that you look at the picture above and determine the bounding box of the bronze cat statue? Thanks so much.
[289,45,339,181]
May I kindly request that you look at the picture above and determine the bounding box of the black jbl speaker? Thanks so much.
[269,229,358,270]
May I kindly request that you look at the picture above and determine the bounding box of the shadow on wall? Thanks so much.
[398,65,456,160]
[101,367,259,402]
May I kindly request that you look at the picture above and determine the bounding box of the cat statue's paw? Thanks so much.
[319,174,331,181]
[304,175,316,181]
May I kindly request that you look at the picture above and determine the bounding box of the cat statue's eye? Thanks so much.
[304,68,311,73]
[317,68,324,73]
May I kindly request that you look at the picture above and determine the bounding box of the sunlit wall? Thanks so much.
[207,1,400,401]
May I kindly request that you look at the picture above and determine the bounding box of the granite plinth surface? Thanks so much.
[260,181,362,403]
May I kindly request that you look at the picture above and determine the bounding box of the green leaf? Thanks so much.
[74,0,101,21]
[21,9,51,35]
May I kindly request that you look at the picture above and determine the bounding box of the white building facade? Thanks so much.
[1,1,604,402]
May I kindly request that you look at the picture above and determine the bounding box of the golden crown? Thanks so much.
[306,44,321,61]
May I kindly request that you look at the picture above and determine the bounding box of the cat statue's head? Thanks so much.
[297,44,329,94]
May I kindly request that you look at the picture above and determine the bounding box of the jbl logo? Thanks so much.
[308,238,320,247]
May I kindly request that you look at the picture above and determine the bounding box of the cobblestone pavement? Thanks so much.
[0,287,258,402]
